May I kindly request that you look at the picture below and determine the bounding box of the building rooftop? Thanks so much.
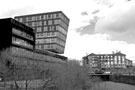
[0,18,34,33]
[87,51,126,56]
[14,11,70,22]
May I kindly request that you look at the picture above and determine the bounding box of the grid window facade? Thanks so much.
[12,36,33,49]
[15,11,69,54]
[0,18,35,51]
[83,52,129,69]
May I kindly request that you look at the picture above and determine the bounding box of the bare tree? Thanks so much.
[0,48,93,90]
[0,48,42,90]
[44,60,93,90]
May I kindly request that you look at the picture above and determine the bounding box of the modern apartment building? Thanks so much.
[0,18,35,51]
[15,11,70,54]
[83,51,133,69]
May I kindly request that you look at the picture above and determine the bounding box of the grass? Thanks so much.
[91,81,135,90]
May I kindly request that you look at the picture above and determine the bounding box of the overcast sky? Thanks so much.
[0,0,135,63]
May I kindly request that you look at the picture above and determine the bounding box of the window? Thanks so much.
[32,27,35,30]
[52,26,55,31]
[38,21,42,26]
[49,26,54,31]
[36,15,42,20]
[12,28,21,35]
[36,32,58,38]
[40,33,43,37]
[19,18,23,22]
[44,26,48,31]
[26,17,35,22]
[56,25,59,30]
[61,13,69,24]
[36,45,39,49]
[12,28,33,40]
[36,33,43,38]
[32,21,42,27]
[52,32,55,36]
[48,20,53,25]
[56,26,66,35]
[52,38,56,42]
[58,13,62,18]
[26,23,29,26]
[47,45,50,49]
[46,14,49,19]
[53,14,56,18]
[57,38,65,46]
[47,33,50,37]
[36,33,39,38]
[54,19,60,24]
[39,45,42,49]
[43,15,47,20]
[122,57,125,64]
[46,38,51,43]
[36,39,44,44]
[47,14,53,19]
[56,13,59,18]
[44,45,47,49]
[12,37,33,49]
[36,40,38,44]
[50,45,54,49]
[32,16,36,21]
[44,21,47,25]
[26,17,29,22]
[57,32,66,41]
[43,33,46,37]
[36,27,42,32]
[32,22,36,27]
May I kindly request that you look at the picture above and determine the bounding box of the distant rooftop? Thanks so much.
[88,51,126,56]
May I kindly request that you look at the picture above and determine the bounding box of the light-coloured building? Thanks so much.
[126,59,133,67]
[83,51,133,69]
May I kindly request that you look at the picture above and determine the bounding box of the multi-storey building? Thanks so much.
[0,17,68,81]
[0,18,35,51]
[126,59,133,67]
[14,11,70,54]
[83,51,133,69]
[0,18,67,67]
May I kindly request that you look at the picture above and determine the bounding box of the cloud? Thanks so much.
[95,1,135,43]
[81,12,89,16]
[77,16,99,35]
[64,30,135,63]
[94,0,127,7]
[0,7,35,18]
[92,10,100,14]
[0,0,134,62]
[77,1,135,44]
[64,30,112,60]
[76,21,95,35]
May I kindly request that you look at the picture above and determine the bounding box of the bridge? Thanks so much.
[89,73,135,85]
[89,74,112,81]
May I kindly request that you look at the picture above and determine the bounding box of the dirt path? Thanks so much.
[92,81,135,90]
